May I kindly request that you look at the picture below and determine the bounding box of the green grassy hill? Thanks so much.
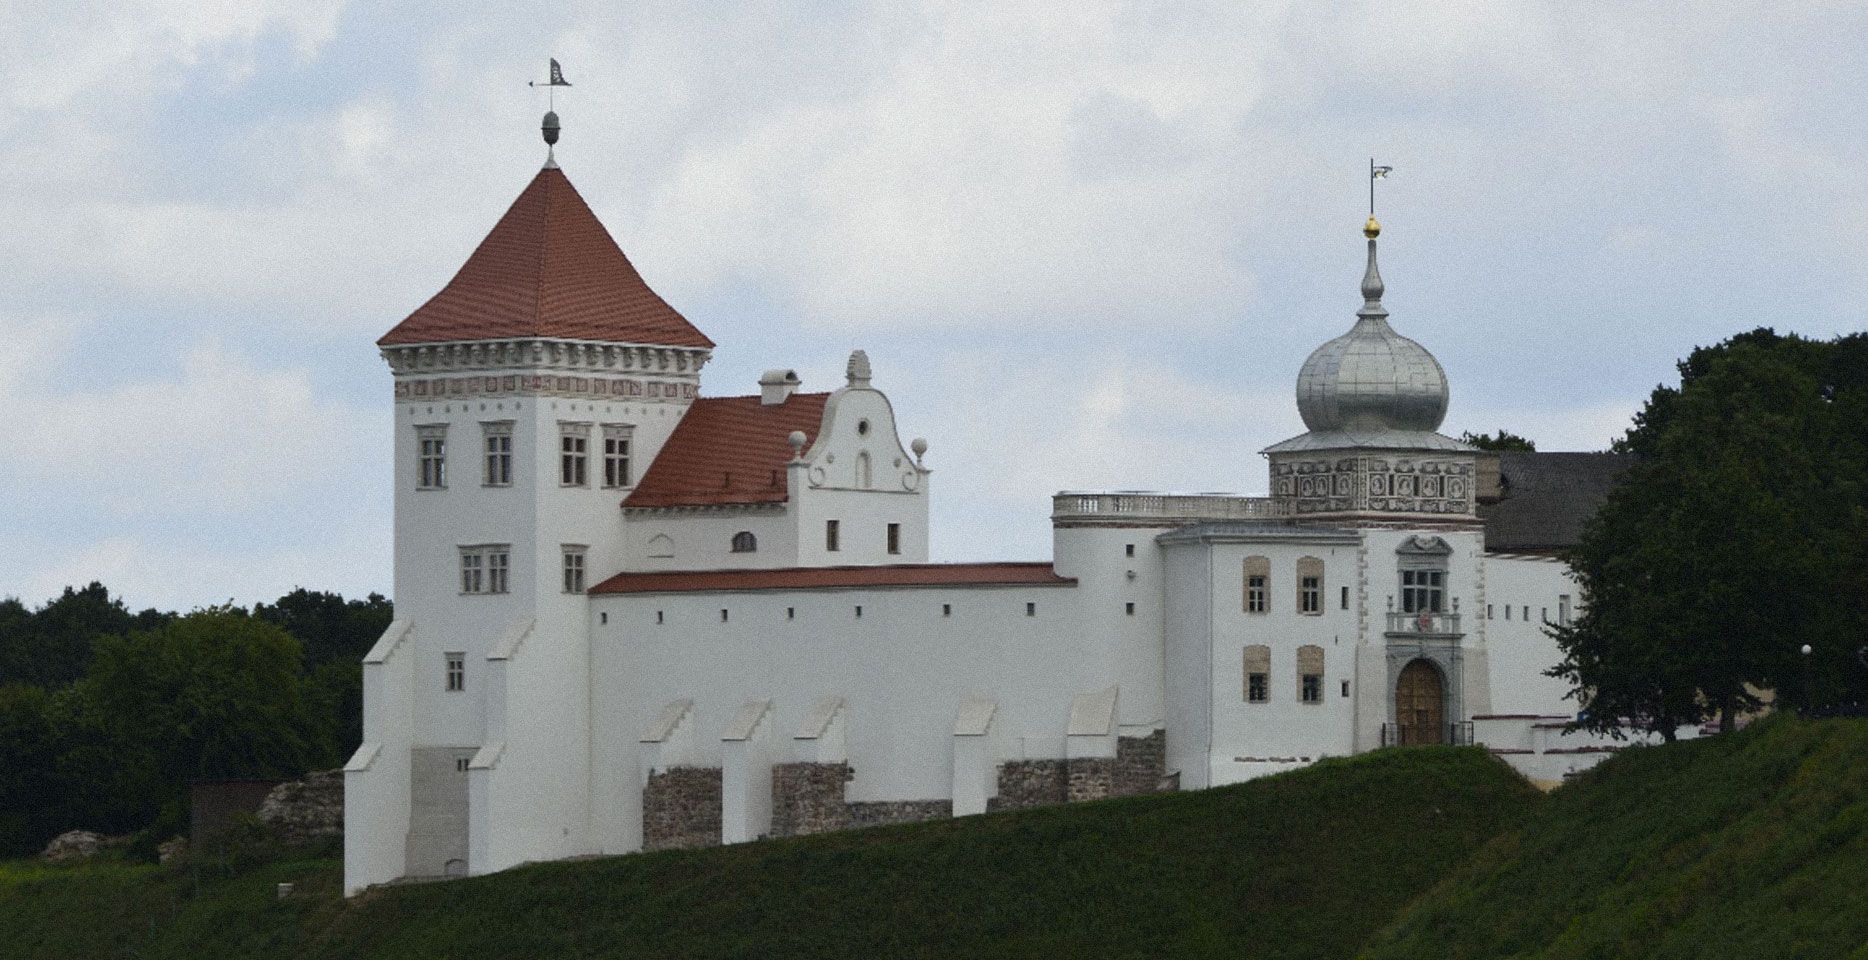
[10,718,1865,959]
[0,746,1535,960]
[1361,714,1868,960]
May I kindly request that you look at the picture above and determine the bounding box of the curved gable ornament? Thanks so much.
[1395,534,1453,556]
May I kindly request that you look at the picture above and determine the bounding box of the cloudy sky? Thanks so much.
[2,1,1862,613]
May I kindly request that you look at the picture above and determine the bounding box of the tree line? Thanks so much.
[0,585,390,858]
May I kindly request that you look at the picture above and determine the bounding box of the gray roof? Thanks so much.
[1479,452,1634,553]
[1261,428,1474,454]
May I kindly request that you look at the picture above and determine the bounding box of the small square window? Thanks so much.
[1125,602,1135,616]
[787,607,795,620]
[720,609,729,622]
[1247,673,1268,703]
[1025,602,1036,617]
[1125,544,1135,557]
[456,757,471,773]
[855,605,863,618]
[942,603,951,617]
[600,612,608,625]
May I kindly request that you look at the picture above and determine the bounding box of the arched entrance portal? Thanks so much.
[1395,659,1446,745]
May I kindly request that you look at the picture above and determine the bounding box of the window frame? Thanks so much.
[601,424,634,489]
[444,652,465,692]
[730,531,757,553]
[886,522,901,555]
[417,424,448,490]
[562,545,587,594]
[559,422,591,487]
[825,519,841,552]
[481,421,514,487]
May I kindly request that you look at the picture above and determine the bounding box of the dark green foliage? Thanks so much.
[1554,330,1868,736]
[0,583,172,689]
[0,747,1540,960]
[0,585,382,855]
[1361,714,1868,959]
[1458,429,1536,451]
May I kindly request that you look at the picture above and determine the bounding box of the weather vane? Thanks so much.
[530,59,572,157]
[1367,159,1393,237]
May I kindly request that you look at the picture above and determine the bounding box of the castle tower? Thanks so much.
[347,112,713,893]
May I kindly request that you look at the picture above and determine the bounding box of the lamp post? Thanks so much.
[1800,644,1813,715]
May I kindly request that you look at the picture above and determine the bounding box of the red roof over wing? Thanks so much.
[623,393,830,508]
[590,562,1075,595]
[379,167,714,348]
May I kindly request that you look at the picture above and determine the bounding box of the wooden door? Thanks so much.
[1396,659,1445,745]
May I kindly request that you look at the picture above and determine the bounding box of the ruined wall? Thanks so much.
[846,800,952,828]
[1115,731,1167,797]
[770,762,852,838]
[257,770,345,844]
[643,767,723,851]
[988,759,1068,811]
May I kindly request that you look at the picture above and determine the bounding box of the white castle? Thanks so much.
[343,126,1631,894]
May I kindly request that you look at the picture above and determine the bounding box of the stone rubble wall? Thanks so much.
[1114,731,1168,797]
[988,759,1069,811]
[257,769,345,844]
[846,800,952,828]
[643,767,723,851]
[1067,758,1116,803]
[770,762,853,837]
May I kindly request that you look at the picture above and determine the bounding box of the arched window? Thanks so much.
[1297,644,1325,703]
[731,531,757,553]
[1243,644,1271,703]
[1297,557,1324,615]
[1243,556,1270,613]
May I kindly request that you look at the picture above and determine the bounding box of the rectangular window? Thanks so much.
[602,425,633,488]
[1506,605,1512,620]
[855,605,862,618]
[887,523,901,555]
[1247,576,1267,613]
[1125,544,1135,557]
[1523,605,1530,621]
[1558,595,1571,625]
[1341,586,1349,610]
[1248,673,1268,703]
[417,425,447,489]
[455,757,470,772]
[942,603,951,617]
[1341,679,1351,698]
[482,421,513,486]
[445,652,464,692]
[1125,602,1135,616]
[559,423,590,487]
[826,519,840,552]
[459,550,482,594]
[1401,570,1445,613]
[487,548,508,594]
[460,546,509,594]
[1025,602,1036,617]
[1302,674,1322,703]
[562,545,587,594]
[720,609,728,622]
[1300,576,1322,614]
[787,607,795,620]
[1487,603,1494,620]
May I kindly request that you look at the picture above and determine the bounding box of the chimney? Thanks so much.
[759,369,801,405]
[1475,452,1504,504]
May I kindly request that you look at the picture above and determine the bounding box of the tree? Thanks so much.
[0,684,65,855]
[77,607,330,817]
[253,588,392,668]
[0,583,173,689]
[1551,330,1868,737]
[1459,429,1536,451]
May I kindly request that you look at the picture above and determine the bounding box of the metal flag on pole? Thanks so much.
[548,58,570,87]
[530,59,572,109]
[1368,159,1394,218]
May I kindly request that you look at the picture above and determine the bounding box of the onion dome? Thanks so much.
[1293,228,1449,435]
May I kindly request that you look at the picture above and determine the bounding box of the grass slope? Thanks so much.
[0,747,1535,960]
[1361,715,1868,960]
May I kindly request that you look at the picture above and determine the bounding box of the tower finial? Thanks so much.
[1360,160,1393,319]
[531,59,572,167]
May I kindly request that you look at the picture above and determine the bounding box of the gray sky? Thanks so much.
[3,1,1863,612]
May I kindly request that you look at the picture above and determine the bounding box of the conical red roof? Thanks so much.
[379,166,713,348]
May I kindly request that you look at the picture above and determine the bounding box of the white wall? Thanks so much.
[1478,554,1582,718]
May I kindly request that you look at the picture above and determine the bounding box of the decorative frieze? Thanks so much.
[381,339,710,376]
[1271,454,1475,517]
[394,373,697,403]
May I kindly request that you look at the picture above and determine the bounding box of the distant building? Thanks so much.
[343,128,1636,894]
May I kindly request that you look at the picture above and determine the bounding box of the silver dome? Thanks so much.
[1294,239,1448,434]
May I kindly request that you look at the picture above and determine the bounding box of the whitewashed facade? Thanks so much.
[343,158,1627,895]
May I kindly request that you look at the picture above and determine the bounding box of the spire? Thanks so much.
[542,110,560,169]
[1358,225,1387,322]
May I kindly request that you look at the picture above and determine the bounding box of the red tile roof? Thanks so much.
[379,167,713,349]
[590,562,1075,595]
[623,393,830,508]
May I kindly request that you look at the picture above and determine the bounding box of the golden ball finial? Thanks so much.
[1364,216,1381,239]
